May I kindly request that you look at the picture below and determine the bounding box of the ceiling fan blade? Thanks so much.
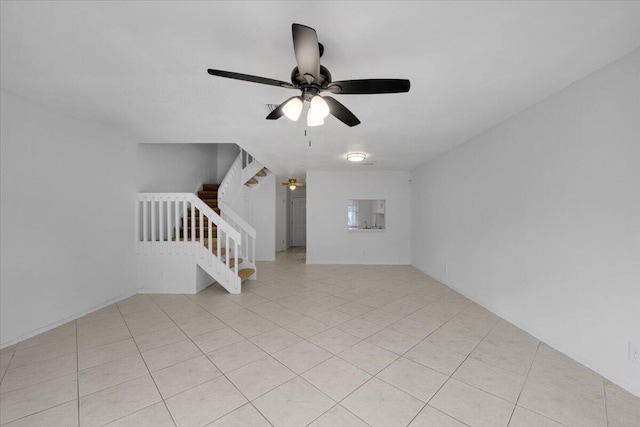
[326,79,410,94]
[292,24,320,83]
[266,96,299,120]
[296,183,305,186]
[323,96,361,127]
[207,69,295,89]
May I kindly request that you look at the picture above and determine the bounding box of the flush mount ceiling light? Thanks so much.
[346,152,367,162]
[207,23,410,127]
[281,178,305,191]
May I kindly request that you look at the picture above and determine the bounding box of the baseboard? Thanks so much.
[306,260,411,265]
[0,289,138,349]
[138,287,197,295]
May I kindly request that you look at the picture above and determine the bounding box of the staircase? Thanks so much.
[176,183,255,284]
[177,184,220,239]
[136,148,268,294]
[246,168,267,186]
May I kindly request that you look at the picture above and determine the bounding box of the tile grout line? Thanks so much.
[178,278,471,424]
[403,312,500,427]
[209,281,474,425]
[0,330,79,424]
[180,288,405,425]
[506,340,562,427]
[304,402,374,427]
[0,348,78,397]
[154,294,277,426]
[282,283,465,424]
[0,400,78,426]
[76,318,80,426]
[114,299,179,427]
[602,376,609,427]
[0,348,16,385]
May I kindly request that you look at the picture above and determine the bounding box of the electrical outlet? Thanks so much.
[630,342,640,364]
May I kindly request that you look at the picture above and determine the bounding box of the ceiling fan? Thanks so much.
[207,23,410,127]
[282,178,305,190]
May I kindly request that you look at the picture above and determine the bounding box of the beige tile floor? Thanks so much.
[1,247,638,426]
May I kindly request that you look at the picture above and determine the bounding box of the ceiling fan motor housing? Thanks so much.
[291,66,332,91]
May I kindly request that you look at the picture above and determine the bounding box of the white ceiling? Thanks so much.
[2,1,640,178]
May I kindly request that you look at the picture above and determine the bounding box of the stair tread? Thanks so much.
[225,258,243,268]
[187,207,221,214]
[246,178,258,185]
[172,236,217,242]
[238,268,255,282]
[198,191,218,198]
[202,184,220,191]
[179,230,218,237]
[255,169,267,177]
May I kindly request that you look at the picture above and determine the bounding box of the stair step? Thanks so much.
[202,184,220,191]
[184,218,216,226]
[225,258,243,269]
[179,229,218,238]
[238,268,255,282]
[198,191,218,198]
[187,207,221,215]
[203,200,218,208]
[172,236,216,243]
[202,238,217,249]
[246,178,258,185]
[255,169,267,177]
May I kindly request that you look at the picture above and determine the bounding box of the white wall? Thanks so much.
[307,171,411,264]
[138,143,218,192]
[216,144,239,183]
[249,174,276,261]
[0,91,137,347]
[137,250,213,294]
[411,49,640,396]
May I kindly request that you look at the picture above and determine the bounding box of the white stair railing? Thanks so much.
[217,149,266,279]
[136,193,242,293]
[219,200,256,266]
[218,151,243,211]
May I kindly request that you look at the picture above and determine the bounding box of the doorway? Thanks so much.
[290,196,306,247]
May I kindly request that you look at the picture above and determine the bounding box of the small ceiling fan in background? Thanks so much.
[207,24,411,127]
[282,178,305,190]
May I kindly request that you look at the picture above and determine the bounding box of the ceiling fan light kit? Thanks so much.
[207,23,410,127]
[282,96,303,121]
[347,152,367,162]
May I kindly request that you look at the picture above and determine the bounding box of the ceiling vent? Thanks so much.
[362,162,375,166]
